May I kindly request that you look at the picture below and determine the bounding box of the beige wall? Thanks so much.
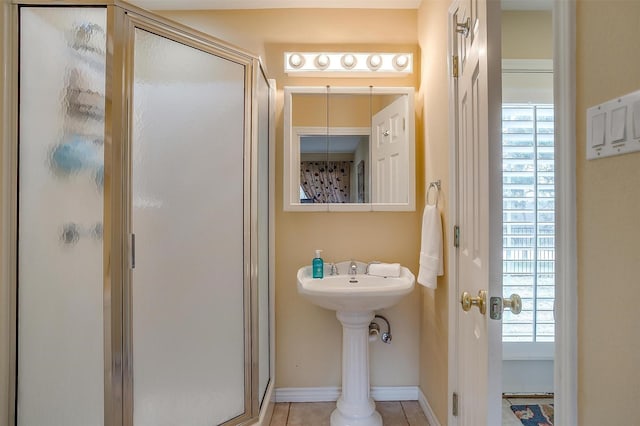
[162,9,423,389]
[291,94,399,127]
[502,10,552,59]
[292,94,371,127]
[417,1,450,424]
[576,1,640,424]
[158,9,418,61]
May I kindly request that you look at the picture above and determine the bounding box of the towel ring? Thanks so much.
[427,180,441,207]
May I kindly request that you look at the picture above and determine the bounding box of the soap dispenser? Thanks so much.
[312,249,324,278]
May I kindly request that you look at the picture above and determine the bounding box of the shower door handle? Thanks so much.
[130,233,135,269]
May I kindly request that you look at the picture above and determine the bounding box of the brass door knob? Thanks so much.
[503,294,522,315]
[460,290,487,315]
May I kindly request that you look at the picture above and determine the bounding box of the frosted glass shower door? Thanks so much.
[17,7,106,426]
[131,28,247,425]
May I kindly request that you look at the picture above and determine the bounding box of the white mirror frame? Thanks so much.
[283,86,416,212]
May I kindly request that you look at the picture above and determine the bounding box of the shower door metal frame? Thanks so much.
[118,7,256,426]
[2,1,268,425]
[1,2,18,424]
[250,59,276,418]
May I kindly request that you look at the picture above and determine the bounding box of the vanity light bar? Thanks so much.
[284,52,413,76]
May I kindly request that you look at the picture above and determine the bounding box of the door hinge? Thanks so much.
[452,392,459,416]
[454,225,460,248]
[452,55,459,78]
[403,117,406,131]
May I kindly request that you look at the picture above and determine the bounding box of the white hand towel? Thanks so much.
[368,262,401,278]
[417,204,443,289]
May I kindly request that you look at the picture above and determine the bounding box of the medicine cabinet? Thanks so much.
[283,86,416,212]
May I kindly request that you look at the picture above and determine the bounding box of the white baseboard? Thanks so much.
[274,386,419,403]
[418,388,442,426]
[371,386,419,401]
[275,386,441,425]
[275,386,340,402]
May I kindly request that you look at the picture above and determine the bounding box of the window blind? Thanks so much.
[502,104,555,343]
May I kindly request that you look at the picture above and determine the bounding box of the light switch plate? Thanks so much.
[587,89,640,160]
[633,100,640,139]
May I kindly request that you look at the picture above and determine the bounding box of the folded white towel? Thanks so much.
[368,262,401,278]
[417,204,443,289]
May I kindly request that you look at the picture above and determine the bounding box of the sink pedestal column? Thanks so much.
[331,310,382,426]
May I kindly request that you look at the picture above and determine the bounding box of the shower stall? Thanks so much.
[2,1,274,425]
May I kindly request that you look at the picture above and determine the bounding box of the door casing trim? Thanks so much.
[550,1,578,424]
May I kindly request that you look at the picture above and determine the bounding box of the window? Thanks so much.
[502,104,555,345]
[300,186,313,203]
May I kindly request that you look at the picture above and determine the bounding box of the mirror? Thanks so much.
[284,86,415,211]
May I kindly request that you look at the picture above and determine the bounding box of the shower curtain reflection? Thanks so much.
[300,161,351,203]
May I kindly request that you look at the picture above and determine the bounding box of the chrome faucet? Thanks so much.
[349,261,358,275]
[328,263,338,276]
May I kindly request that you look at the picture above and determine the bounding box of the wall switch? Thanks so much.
[587,89,640,160]
[610,106,627,143]
[633,100,640,139]
[591,112,606,147]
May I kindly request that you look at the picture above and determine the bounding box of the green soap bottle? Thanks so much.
[312,249,324,279]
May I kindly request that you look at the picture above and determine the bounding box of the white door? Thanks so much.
[451,0,503,424]
[371,96,408,203]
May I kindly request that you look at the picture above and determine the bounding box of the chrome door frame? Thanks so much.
[1,1,18,424]
[119,8,256,426]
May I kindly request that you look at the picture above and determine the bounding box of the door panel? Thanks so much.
[371,96,408,203]
[453,0,502,424]
[130,27,247,425]
[17,7,106,425]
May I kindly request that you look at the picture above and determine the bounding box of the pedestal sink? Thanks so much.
[297,261,415,426]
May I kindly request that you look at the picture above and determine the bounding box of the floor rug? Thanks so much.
[510,403,554,426]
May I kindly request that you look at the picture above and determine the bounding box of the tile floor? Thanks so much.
[269,397,554,426]
[269,401,430,426]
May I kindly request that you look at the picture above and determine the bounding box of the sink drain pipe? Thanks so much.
[369,314,392,344]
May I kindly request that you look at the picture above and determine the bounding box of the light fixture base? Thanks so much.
[284,52,413,77]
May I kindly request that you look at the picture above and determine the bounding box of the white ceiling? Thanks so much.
[130,0,422,11]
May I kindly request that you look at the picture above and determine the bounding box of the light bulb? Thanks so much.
[341,54,356,69]
[367,54,382,70]
[394,54,408,68]
[288,53,304,69]
[315,54,330,69]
